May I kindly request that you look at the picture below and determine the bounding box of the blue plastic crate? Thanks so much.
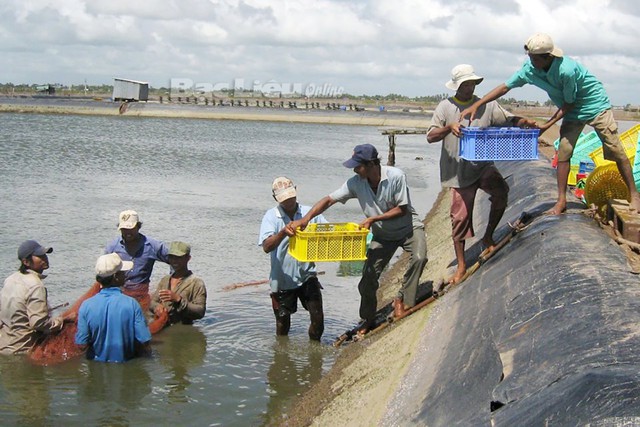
[460,127,540,161]
[579,160,595,174]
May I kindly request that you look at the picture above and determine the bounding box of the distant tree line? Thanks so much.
[0,82,555,107]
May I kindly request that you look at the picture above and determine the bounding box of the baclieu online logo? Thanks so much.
[170,78,345,98]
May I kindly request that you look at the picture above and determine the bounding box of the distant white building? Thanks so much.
[112,78,149,102]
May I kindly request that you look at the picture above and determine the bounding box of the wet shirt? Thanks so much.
[150,272,207,325]
[105,233,169,290]
[329,166,422,241]
[0,270,63,354]
[259,204,327,292]
[505,56,610,122]
[428,95,513,188]
[75,287,151,363]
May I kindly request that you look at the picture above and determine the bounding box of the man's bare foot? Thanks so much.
[630,196,640,213]
[545,201,567,216]
[448,268,466,285]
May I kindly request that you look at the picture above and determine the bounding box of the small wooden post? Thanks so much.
[388,134,396,166]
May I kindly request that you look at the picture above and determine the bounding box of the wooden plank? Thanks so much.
[609,199,640,243]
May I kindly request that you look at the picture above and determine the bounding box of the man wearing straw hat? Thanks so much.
[428,64,536,285]
[259,177,327,340]
[461,33,640,215]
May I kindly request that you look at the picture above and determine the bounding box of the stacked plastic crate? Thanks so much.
[459,127,539,161]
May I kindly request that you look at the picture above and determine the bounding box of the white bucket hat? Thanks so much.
[525,33,563,57]
[445,64,484,91]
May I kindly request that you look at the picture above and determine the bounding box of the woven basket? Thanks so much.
[584,164,630,215]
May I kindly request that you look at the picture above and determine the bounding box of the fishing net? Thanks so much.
[122,288,169,335]
[29,283,168,365]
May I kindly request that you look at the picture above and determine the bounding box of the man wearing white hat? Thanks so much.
[428,64,536,285]
[461,33,640,215]
[259,177,327,340]
[75,253,152,362]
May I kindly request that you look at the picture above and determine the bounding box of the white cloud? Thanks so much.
[1,0,639,105]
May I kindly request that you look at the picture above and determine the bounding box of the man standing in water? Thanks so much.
[428,64,536,284]
[259,177,327,340]
[105,210,169,294]
[150,241,207,327]
[0,240,71,354]
[75,253,152,362]
[287,145,427,334]
[461,33,640,215]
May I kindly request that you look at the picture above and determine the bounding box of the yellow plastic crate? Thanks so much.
[589,124,640,167]
[568,164,580,186]
[288,222,369,262]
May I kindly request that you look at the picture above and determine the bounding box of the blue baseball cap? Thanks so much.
[17,240,53,260]
[343,144,379,168]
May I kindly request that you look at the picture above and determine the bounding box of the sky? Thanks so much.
[2,0,639,105]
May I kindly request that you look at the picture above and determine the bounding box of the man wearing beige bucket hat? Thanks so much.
[461,33,640,215]
[428,64,536,285]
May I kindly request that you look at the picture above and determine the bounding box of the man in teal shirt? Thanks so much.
[461,33,640,215]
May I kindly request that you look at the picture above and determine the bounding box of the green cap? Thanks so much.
[168,241,191,256]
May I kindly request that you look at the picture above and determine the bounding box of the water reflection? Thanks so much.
[336,260,365,277]
[263,337,324,426]
[0,356,50,425]
[156,325,207,404]
[78,361,152,425]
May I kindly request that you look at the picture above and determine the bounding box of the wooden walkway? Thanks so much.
[380,128,427,165]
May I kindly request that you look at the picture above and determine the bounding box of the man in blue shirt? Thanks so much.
[288,145,428,333]
[75,253,152,363]
[259,177,327,340]
[105,210,169,294]
[461,33,640,215]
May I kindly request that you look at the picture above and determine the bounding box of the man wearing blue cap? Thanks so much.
[0,240,71,354]
[288,145,428,333]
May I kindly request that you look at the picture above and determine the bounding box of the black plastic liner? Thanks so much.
[386,158,640,426]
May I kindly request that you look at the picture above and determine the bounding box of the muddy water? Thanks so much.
[0,112,440,426]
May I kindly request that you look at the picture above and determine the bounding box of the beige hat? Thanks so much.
[272,177,297,203]
[168,241,191,256]
[525,33,563,57]
[118,210,139,230]
[96,253,133,278]
[445,64,484,91]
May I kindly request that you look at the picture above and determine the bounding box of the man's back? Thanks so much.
[76,288,151,362]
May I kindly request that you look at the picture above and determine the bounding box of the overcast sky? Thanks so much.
[2,0,639,104]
